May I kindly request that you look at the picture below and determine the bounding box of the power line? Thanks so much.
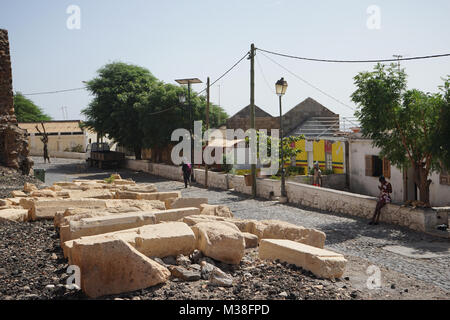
[257,47,450,63]
[258,51,356,112]
[197,51,249,95]
[22,87,87,96]
[255,54,276,94]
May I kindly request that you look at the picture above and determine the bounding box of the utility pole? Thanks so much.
[250,43,257,198]
[205,77,210,188]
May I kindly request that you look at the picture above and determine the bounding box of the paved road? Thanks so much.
[33,157,450,292]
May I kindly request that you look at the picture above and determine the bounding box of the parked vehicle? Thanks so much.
[86,142,125,169]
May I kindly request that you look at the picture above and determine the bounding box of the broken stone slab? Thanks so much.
[259,239,347,279]
[70,238,170,298]
[115,191,180,201]
[112,179,136,186]
[54,200,166,228]
[23,183,37,193]
[122,184,157,193]
[242,232,259,248]
[11,190,27,197]
[64,222,196,262]
[0,199,7,207]
[191,221,245,265]
[169,198,208,210]
[30,189,57,198]
[67,189,114,199]
[60,211,158,244]
[29,199,108,221]
[247,220,326,249]
[0,208,28,222]
[200,204,234,218]
[153,207,200,223]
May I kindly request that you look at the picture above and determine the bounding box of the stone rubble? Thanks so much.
[1,175,345,298]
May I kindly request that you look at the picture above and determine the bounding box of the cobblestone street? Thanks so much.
[33,158,450,297]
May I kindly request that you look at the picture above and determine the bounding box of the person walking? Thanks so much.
[181,157,192,188]
[313,162,322,187]
[369,175,392,225]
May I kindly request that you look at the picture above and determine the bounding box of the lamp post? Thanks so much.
[175,78,202,181]
[275,77,288,200]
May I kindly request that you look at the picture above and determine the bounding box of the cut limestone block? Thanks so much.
[30,189,57,198]
[190,221,245,265]
[29,199,108,221]
[11,190,27,198]
[54,200,166,228]
[247,220,326,249]
[182,215,254,232]
[123,184,157,193]
[67,189,114,199]
[64,222,196,261]
[115,191,180,202]
[0,208,29,222]
[60,211,158,243]
[70,238,170,298]
[49,185,63,192]
[153,207,200,223]
[259,239,347,279]
[23,183,38,193]
[200,204,234,218]
[169,198,208,210]
[112,180,136,186]
[0,199,7,207]
[242,232,259,248]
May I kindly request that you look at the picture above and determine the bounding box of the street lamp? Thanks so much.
[175,78,202,181]
[275,77,288,200]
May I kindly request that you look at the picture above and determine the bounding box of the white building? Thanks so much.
[348,133,450,207]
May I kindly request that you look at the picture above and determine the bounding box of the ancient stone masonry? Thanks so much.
[0,29,33,174]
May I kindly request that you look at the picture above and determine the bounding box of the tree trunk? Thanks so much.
[414,162,431,207]
[134,146,142,160]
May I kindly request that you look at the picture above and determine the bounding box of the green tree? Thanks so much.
[82,62,158,159]
[352,64,450,206]
[13,92,52,122]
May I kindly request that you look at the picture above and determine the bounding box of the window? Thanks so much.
[440,170,450,185]
[365,155,390,178]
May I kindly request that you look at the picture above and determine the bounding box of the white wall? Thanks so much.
[349,139,404,203]
[349,139,450,206]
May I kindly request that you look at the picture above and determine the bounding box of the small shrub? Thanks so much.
[104,174,116,184]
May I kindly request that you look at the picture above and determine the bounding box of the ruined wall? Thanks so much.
[0,29,33,173]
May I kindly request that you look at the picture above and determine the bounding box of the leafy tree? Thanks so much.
[352,64,449,206]
[82,62,158,159]
[13,92,52,122]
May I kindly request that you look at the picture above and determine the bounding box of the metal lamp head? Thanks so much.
[275,77,288,97]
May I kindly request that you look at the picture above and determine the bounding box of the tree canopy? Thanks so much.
[82,61,228,160]
[351,63,450,205]
[13,92,52,122]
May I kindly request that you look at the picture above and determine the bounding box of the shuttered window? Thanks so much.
[365,155,372,176]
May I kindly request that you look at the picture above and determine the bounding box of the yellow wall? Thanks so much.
[289,139,345,174]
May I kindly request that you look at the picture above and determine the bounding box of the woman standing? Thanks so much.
[369,175,392,225]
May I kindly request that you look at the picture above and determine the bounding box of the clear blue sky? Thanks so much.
[1,0,449,121]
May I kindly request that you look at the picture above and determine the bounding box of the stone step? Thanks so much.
[259,239,347,279]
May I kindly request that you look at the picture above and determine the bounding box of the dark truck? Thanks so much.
[86,142,125,169]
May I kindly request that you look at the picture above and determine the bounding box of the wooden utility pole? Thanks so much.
[250,43,257,198]
[205,77,210,188]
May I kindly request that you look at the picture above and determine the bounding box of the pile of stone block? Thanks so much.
[0,175,347,298]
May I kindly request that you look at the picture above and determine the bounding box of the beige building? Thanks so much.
[18,120,101,157]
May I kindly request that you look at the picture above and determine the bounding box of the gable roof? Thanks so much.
[284,97,337,117]
[229,104,273,119]
[18,120,83,134]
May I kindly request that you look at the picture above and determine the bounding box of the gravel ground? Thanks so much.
[0,165,43,198]
[0,157,447,300]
